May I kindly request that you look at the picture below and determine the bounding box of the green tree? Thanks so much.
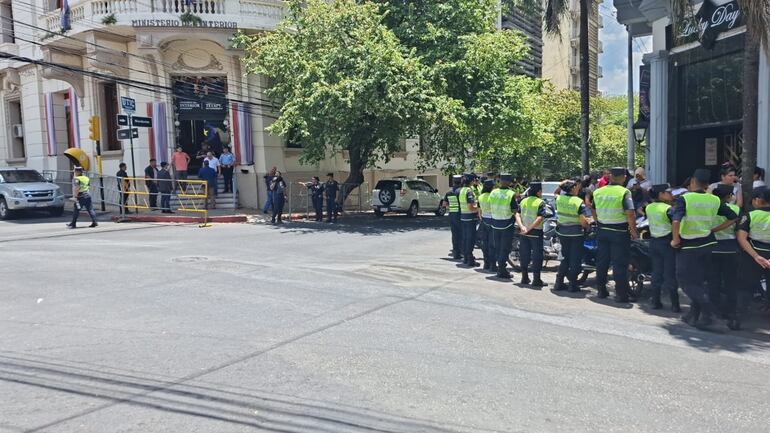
[233,0,452,199]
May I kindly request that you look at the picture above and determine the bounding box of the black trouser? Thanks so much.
[558,235,584,284]
[221,166,234,193]
[326,196,337,221]
[272,195,285,223]
[676,245,715,315]
[147,183,158,208]
[70,194,97,226]
[461,219,477,261]
[121,191,130,213]
[737,250,770,320]
[519,234,544,276]
[449,213,462,257]
[708,252,737,316]
[482,220,496,266]
[312,195,324,221]
[596,228,630,298]
[649,237,679,305]
[494,227,514,271]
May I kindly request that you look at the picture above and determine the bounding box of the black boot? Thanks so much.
[568,281,582,293]
[496,263,512,279]
[531,273,546,287]
[483,261,491,271]
[682,304,701,326]
[520,270,531,285]
[553,273,567,291]
[597,286,610,299]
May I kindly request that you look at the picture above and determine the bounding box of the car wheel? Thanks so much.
[435,206,447,217]
[407,201,419,218]
[0,197,11,220]
[49,206,64,217]
[378,188,396,206]
[374,209,384,217]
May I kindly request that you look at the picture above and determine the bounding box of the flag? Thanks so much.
[60,0,71,32]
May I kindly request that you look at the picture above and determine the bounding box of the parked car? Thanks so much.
[0,169,66,219]
[522,181,562,207]
[371,177,445,217]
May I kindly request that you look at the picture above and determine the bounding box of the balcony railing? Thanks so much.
[41,0,285,33]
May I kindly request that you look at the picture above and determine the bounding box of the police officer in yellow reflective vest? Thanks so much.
[477,178,497,271]
[554,178,589,292]
[735,187,770,330]
[66,167,98,229]
[671,169,737,328]
[645,183,680,312]
[459,174,480,267]
[590,167,638,302]
[442,175,463,260]
[516,182,549,287]
[490,174,519,280]
[708,184,740,320]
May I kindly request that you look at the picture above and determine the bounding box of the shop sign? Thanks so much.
[131,20,238,29]
[676,0,743,49]
[637,64,651,125]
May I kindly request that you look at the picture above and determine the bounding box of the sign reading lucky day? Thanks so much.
[676,0,743,49]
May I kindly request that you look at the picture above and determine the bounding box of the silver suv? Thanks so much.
[0,169,65,219]
[371,177,445,217]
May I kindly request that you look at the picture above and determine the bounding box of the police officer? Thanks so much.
[516,182,549,287]
[66,167,98,229]
[490,174,519,280]
[671,169,738,328]
[590,167,638,302]
[300,177,324,221]
[442,175,463,260]
[324,172,339,223]
[477,178,497,271]
[554,178,589,292]
[645,184,680,312]
[459,174,480,267]
[708,184,740,318]
[734,187,770,330]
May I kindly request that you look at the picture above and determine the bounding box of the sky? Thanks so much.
[597,1,652,96]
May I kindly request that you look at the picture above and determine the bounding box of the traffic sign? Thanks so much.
[117,128,139,140]
[117,114,128,126]
[120,96,136,114]
[131,116,152,128]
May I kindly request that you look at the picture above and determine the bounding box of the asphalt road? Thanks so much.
[1,213,770,433]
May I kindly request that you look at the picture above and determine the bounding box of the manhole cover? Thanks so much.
[172,256,210,263]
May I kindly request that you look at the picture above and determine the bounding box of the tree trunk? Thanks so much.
[579,0,591,176]
[340,143,367,205]
[741,34,760,206]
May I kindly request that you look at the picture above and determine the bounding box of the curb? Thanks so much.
[111,214,248,224]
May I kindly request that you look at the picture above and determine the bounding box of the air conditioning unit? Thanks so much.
[11,124,23,138]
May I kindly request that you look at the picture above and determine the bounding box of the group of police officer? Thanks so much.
[443,167,770,331]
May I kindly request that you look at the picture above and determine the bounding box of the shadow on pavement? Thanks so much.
[0,352,473,433]
[263,214,447,236]
[661,321,770,354]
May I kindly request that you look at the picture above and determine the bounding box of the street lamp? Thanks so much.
[633,121,648,146]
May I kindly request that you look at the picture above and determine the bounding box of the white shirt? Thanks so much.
[708,182,741,204]
[627,178,652,191]
[205,156,220,173]
[754,180,766,189]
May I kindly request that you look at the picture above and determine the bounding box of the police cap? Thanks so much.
[753,186,768,199]
[650,183,671,198]
[693,168,712,184]
[483,179,495,187]
[451,175,463,180]
[610,167,627,177]
[499,174,513,182]
[713,184,734,199]
[74,166,84,172]
[528,182,542,193]
[762,188,770,203]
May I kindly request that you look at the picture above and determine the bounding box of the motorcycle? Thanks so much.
[509,205,559,269]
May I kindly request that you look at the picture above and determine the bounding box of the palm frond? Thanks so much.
[544,0,568,35]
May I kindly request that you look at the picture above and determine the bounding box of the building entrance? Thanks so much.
[172,76,228,173]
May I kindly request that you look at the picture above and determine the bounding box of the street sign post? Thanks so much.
[117,128,139,140]
[120,96,136,114]
[131,116,152,128]
[117,114,128,126]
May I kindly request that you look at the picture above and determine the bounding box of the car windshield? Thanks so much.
[0,170,45,183]
[375,180,402,190]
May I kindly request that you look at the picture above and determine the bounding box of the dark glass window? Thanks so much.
[680,51,743,127]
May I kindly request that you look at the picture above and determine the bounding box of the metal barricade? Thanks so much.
[119,176,210,226]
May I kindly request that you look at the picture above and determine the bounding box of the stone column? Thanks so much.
[644,50,668,184]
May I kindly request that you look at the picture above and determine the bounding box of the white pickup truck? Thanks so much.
[0,169,66,219]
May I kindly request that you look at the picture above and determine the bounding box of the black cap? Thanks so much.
[762,188,770,203]
[693,168,712,184]
[500,174,513,182]
[713,184,734,199]
[486,172,496,178]
[610,167,627,177]
[160,161,168,167]
[451,175,463,180]
[528,182,542,193]
[650,183,671,198]
[483,179,495,187]
[753,186,768,199]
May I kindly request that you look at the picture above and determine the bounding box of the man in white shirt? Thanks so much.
[627,167,652,191]
[205,152,220,175]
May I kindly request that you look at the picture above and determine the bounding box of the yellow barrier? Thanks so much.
[120,177,210,227]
